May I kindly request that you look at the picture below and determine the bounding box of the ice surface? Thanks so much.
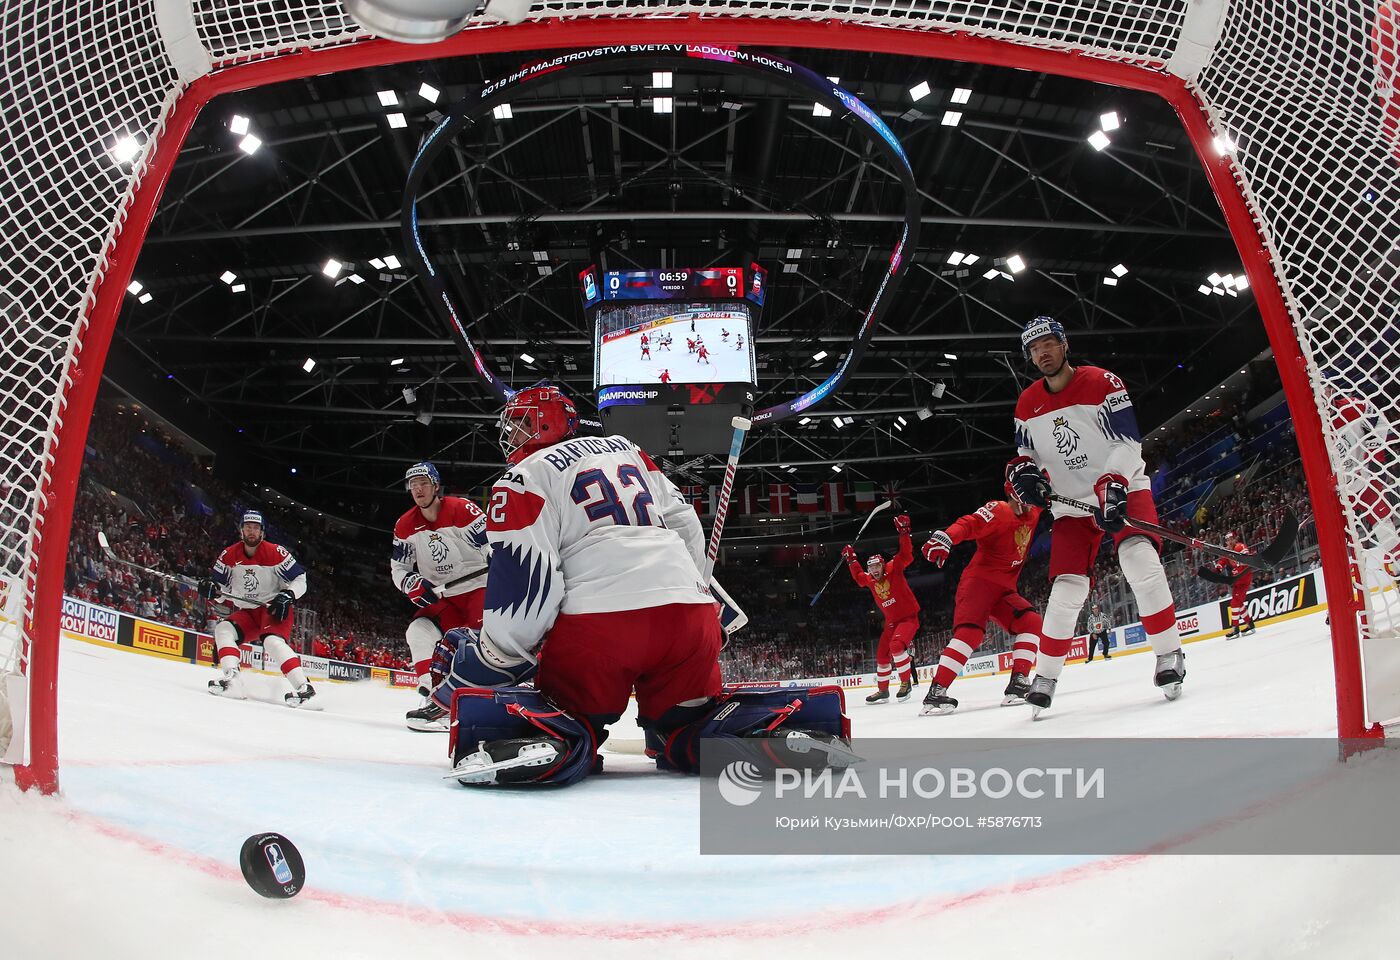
[3,610,1399,958]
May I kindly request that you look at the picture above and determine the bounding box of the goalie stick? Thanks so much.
[809,499,894,606]
[701,417,752,583]
[1047,495,1299,570]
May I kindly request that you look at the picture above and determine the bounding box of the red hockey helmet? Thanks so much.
[499,382,578,464]
[866,553,885,570]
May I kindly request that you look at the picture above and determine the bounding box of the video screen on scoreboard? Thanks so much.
[594,301,757,389]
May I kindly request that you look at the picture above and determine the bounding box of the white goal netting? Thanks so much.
[1,1,1397,787]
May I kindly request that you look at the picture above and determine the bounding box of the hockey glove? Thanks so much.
[894,513,911,535]
[267,589,295,621]
[197,578,221,600]
[403,573,439,609]
[1093,475,1129,534]
[1006,456,1051,509]
[841,544,858,564]
[922,531,953,568]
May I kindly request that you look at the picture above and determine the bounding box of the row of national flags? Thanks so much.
[678,481,895,516]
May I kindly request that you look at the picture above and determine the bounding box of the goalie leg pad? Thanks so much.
[648,686,852,774]
[431,628,538,710]
[449,687,597,786]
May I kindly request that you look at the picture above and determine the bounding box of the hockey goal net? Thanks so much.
[2,1,1396,792]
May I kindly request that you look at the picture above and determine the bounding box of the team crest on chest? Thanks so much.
[1014,524,1032,558]
[241,569,259,594]
[1052,415,1080,456]
[427,532,449,565]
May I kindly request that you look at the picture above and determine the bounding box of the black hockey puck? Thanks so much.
[239,833,306,899]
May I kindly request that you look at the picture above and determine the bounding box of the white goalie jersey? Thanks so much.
[480,435,712,662]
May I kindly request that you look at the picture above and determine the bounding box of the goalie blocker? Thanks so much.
[447,685,854,786]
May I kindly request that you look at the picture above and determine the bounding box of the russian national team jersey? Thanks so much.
[1014,365,1149,519]
[1214,541,1254,580]
[210,540,307,609]
[848,533,920,623]
[390,496,490,597]
[481,435,712,662]
[946,499,1042,591]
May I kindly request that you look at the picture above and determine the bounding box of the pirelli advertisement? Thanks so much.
[118,614,200,662]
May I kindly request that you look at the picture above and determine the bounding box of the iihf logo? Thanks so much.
[1052,416,1080,456]
[717,760,766,806]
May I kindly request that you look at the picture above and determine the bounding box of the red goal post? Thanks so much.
[3,1,1395,794]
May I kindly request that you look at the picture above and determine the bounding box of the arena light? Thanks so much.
[1100,111,1121,131]
[812,350,828,362]
[126,280,143,295]
[1088,130,1111,151]
[941,110,962,127]
[798,417,812,425]
[230,283,246,293]
[786,247,803,259]
[229,114,250,135]
[832,463,844,473]
[346,274,365,285]
[943,353,957,361]
[951,87,972,104]
[220,270,237,285]
[418,82,440,103]
[1234,274,1250,290]
[652,96,673,114]
[1006,254,1027,273]
[390,357,404,366]
[238,133,262,155]
[369,257,386,269]
[896,415,908,426]
[520,352,536,364]
[110,134,141,164]
[1198,284,1212,295]
[812,102,832,118]
[652,71,673,89]
[377,89,398,107]
[402,387,417,404]
[492,103,513,120]
[1112,263,1129,277]
[386,113,408,129]
[947,251,966,265]
[322,258,343,278]
[383,254,401,269]
[983,268,1000,280]
[909,80,931,101]
[1207,272,1223,286]
[302,357,316,373]
[1103,276,1119,286]
[961,253,979,265]
[137,292,153,304]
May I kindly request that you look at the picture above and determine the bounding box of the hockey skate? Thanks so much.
[207,667,245,699]
[894,679,914,702]
[1025,676,1057,719]
[447,737,565,785]
[284,682,320,709]
[1154,650,1186,701]
[1241,620,1256,636]
[919,683,958,716]
[1001,672,1031,705]
[865,689,890,705]
[406,700,449,732]
[1225,624,1240,640]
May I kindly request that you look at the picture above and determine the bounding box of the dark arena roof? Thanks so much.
[111,46,1266,533]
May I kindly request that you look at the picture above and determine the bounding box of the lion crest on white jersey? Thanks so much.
[1052,415,1081,456]
[428,532,449,565]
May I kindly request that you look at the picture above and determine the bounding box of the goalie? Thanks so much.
[429,383,853,786]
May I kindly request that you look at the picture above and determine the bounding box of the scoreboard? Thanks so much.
[579,265,766,309]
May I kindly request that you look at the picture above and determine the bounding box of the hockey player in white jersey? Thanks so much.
[199,511,317,707]
[391,462,491,731]
[1006,317,1185,716]
[432,383,853,786]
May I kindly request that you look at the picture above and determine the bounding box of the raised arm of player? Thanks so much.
[890,516,914,573]
[947,502,998,545]
[843,544,872,587]
[481,465,566,664]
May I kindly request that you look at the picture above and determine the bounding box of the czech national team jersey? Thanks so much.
[849,533,920,623]
[390,496,490,597]
[1014,365,1149,518]
[211,540,307,609]
[946,499,1042,590]
[482,435,712,662]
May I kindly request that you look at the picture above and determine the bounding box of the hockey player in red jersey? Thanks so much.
[1198,531,1256,638]
[1007,316,1186,716]
[392,461,491,731]
[844,513,921,704]
[697,344,711,365]
[199,511,317,707]
[432,383,852,786]
[918,482,1043,714]
[659,368,671,385]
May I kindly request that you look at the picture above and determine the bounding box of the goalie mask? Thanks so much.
[499,383,579,464]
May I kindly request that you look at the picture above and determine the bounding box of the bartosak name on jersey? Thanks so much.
[1218,572,1318,626]
[540,436,635,472]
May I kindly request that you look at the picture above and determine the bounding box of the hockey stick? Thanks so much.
[702,416,752,582]
[1047,495,1299,570]
[97,530,199,588]
[809,499,894,606]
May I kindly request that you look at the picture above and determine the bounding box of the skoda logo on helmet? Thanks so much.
[1020,315,1068,360]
